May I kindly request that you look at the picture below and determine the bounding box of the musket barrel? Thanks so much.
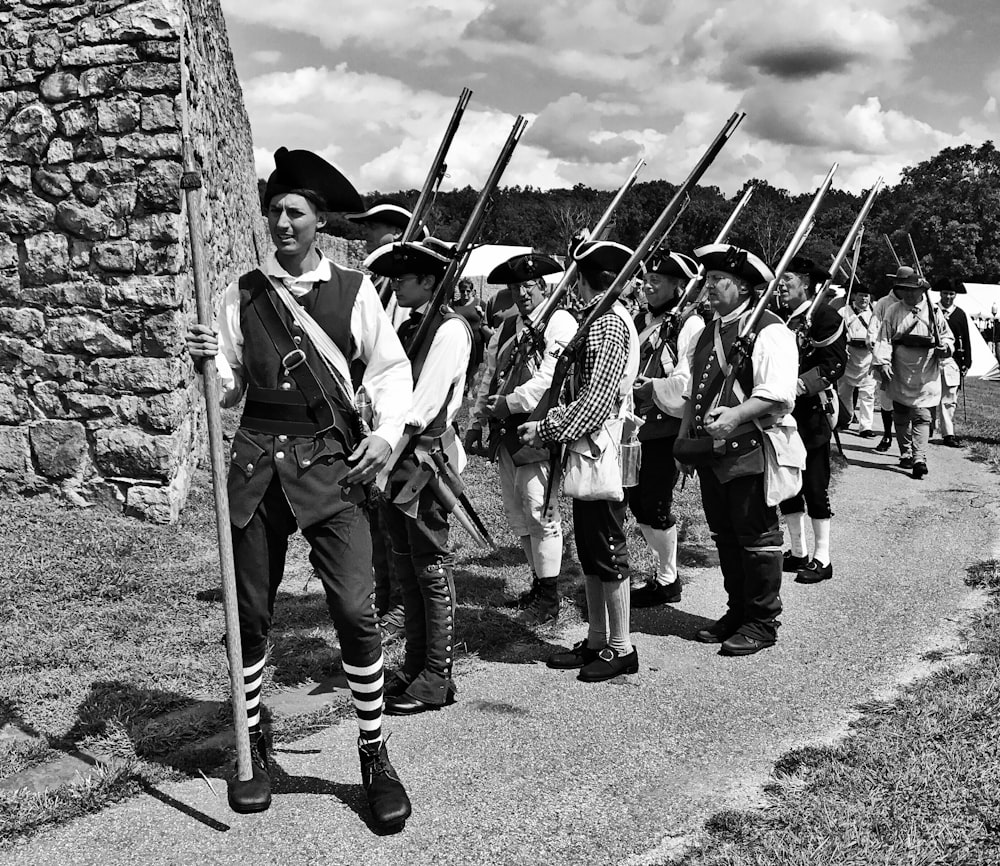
[740,162,838,338]
[883,233,903,267]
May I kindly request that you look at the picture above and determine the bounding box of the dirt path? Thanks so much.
[6,432,998,866]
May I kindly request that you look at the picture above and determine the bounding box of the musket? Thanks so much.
[407,114,529,355]
[499,156,647,389]
[908,233,942,347]
[380,88,473,303]
[843,225,864,310]
[392,459,492,548]
[428,450,496,548]
[659,182,757,346]
[883,233,903,268]
[803,177,882,332]
[538,110,746,507]
[717,163,838,405]
[179,42,252,788]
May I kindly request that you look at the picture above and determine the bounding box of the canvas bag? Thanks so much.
[562,394,634,502]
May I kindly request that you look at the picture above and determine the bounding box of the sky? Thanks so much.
[219,0,998,198]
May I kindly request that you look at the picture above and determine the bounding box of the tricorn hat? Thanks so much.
[785,254,827,288]
[694,243,774,286]
[645,251,699,281]
[932,276,967,295]
[364,241,450,280]
[572,240,634,273]
[263,147,363,212]
[487,252,562,285]
[888,266,928,290]
[345,199,430,238]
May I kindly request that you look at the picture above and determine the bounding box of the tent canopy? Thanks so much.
[930,284,1000,381]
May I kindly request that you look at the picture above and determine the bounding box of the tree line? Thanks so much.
[259,141,1000,288]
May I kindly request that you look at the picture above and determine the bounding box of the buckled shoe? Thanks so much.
[577,646,639,682]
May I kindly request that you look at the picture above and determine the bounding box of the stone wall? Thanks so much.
[0,0,263,521]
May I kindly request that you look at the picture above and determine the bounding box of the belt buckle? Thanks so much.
[282,348,306,372]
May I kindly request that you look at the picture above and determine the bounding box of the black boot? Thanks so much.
[359,737,412,832]
[515,576,559,626]
[504,573,540,608]
[227,730,271,814]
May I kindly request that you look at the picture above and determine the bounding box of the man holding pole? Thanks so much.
[185,148,413,828]
[466,252,577,625]
[775,255,847,584]
[366,240,473,715]
[837,283,878,437]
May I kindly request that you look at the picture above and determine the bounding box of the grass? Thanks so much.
[0,403,710,847]
[670,379,1000,866]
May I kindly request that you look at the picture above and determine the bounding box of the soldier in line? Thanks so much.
[367,241,473,715]
[675,245,802,656]
[465,253,577,625]
[628,252,705,607]
[837,283,879,438]
[519,241,642,682]
[872,276,906,453]
[775,256,847,584]
[933,278,971,447]
[872,267,955,479]
[185,149,412,827]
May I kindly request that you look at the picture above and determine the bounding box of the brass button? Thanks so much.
[293,336,302,345]
[302,459,311,466]
[280,382,292,390]
[278,435,287,442]
[730,441,737,449]
[246,462,254,471]
[276,451,285,459]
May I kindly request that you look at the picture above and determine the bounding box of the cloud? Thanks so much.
[747,45,861,80]
[250,49,281,65]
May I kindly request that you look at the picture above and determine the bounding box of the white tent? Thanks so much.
[930,284,1000,381]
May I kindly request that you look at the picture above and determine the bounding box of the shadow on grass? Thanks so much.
[631,605,717,641]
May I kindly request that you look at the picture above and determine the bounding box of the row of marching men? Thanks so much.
[183,147,961,829]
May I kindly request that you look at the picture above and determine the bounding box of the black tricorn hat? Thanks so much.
[345,198,430,235]
[363,241,450,279]
[572,240,634,273]
[694,243,774,286]
[487,252,562,285]
[263,147,363,212]
[646,251,699,280]
[932,276,967,295]
[785,254,827,287]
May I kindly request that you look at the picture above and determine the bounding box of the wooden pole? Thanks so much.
[178,33,252,785]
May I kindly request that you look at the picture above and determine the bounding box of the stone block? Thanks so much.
[79,1,180,44]
[64,391,140,424]
[46,137,74,163]
[0,278,105,309]
[87,356,186,392]
[97,97,140,133]
[0,102,57,164]
[0,189,55,234]
[140,309,185,356]
[120,62,180,93]
[0,239,17,269]
[117,132,180,159]
[4,165,30,190]
[103,182,138,219]
[56,103,92,138]
[55,200,116,240]
[131,212,180,242]
[34,168,73,199]
[73,132,114,161]
[140,94,176,130]
[30,420,87,479]
[0,307,44,337]
[94,426,177,479]
[137,40,180,62]
[140,389,188,431]
[29,32,62,69]
[22,232,69,285]
[46,315,131,357]
[0,425,31,475]
[125,482,180,523]
[0,383,27,423]
[79,66,122,98]
[136,159,182,210]
[136,241,182,275]
[93,240,136,272]
[61,44,139,67]
[69,240,93,270]
[40,72,79,102]
[105,275,183,309]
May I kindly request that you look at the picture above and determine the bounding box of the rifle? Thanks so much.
[179,43,253,789]
[803,178,882,334]
[843,225,864,310]
[659,182,757,346]
[883,233,903,268]
[496,156,647,395]
[380,88,473,303]
[907,233,941,347]
[716,163,838,407]
[538,110,747,507]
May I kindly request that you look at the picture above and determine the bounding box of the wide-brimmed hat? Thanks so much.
[888,266,928,290]
[364,241,450,279]
[694,243,774,286]
[572,240,634,273]
[263,147,363,212]
[487,252,562,285]
[645,251,699,281]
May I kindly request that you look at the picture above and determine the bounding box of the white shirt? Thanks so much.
[650,313,706,419]
[404,303,472,434]
[471,306,577,425]
[213,251,412,448]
